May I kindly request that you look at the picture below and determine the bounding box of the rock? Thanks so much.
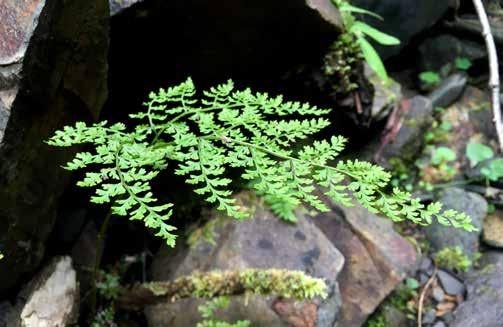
[0,302,13,327]
[444,15,503,49]
[6,257,79,327]
[146,192,344,327]
[419,257,434,272]
[425,188,487,258]
[437,270,465,296]
[423,309,437,324]
[433,321,447,327]
[376,95,434,168]
[365,64,402,121]
[314,203,417,326]
[433,286,445,303]
[109,0,144,15]
[418,34,486,73]
[451,257,503,326]
[482,210,503,248]
[428,73,467,109]
[0,0,108,293]
[352,0,449,58]
[479,251,503,267]
[381,305,408,327]
[71,222,101,295]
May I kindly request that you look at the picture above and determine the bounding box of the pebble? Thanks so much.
[423,309,437,325]
[437,270,465,296]
[432,286,445,302]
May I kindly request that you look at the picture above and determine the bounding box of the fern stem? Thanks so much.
[89,206,114,320]
[215,136,360,180]
[152,104,240,143]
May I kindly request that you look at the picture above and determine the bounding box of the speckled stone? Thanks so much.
[483,211,503,248]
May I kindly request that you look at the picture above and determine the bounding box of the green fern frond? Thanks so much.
[47,78,477,247]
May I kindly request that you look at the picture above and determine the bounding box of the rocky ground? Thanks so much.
[1,0,503,326]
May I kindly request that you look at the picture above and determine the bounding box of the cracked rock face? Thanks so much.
[0,0,109,293]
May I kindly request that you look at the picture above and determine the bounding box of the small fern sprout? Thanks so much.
[47,78,476,247]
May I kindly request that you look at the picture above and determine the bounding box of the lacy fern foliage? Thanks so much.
[47,78,476,246]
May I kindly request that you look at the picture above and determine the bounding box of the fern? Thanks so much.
[47,78,476,247]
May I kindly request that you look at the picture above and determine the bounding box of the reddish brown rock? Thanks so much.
[314,204,418,326]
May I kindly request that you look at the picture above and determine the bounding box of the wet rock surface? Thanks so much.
[147,193,344,327]
[0,0,109,293]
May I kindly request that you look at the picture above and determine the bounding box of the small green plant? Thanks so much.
[47,79,475,247]
[331,0,400,81]
[424,121,452,144]
[197,297,250,327]
[481,158,503,181]
[365,314,388,327]
[404,277,420,290]
[96,270,121,301]
[91,307,115,327]
[466,142,494,167]
[419,71,441,86]
[434,246,474,272]
[431,146,457,166]
[465,142,503,182]
[455,57,472,71]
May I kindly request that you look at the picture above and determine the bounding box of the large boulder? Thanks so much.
[146,193,345,327]
[314,203,418,326]
[0,0,109,293]
[352,0,450,58]
[5,256,79,327]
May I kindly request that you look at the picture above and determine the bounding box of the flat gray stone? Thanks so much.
[428,73,467,108]
[437,270,465,296]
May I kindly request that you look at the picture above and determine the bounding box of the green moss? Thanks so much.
[187,216,226,248]
[323,33,362,94]
[365,313,389,327]
[434,246,474,272]
[140,269,327,302]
